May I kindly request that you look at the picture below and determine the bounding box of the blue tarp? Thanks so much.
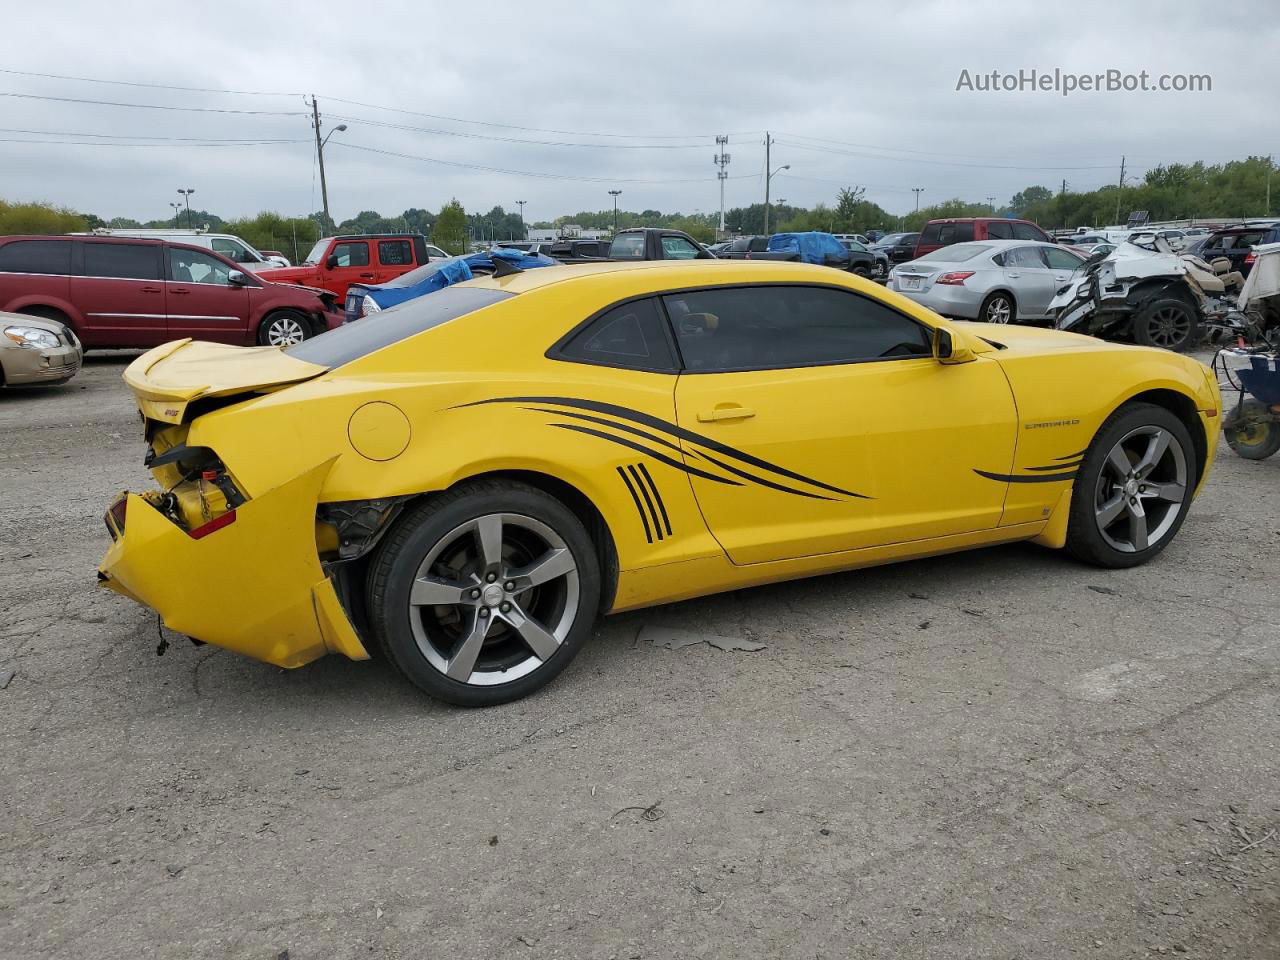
[347,248,558,321]
[766,231,850,265]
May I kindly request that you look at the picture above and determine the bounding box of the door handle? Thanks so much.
[1053,275,1069,281]
[697,405,755,423]
[170,288,189,295]
[1006,272,1021,278]
[359,272,375,278]
[141,286,162,293]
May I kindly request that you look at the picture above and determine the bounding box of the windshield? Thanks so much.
[876,234,904,245]
[917,243,990,262]
[287,286,512,368]
[302,239,329,266]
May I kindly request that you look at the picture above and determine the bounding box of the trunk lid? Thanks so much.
[123,339,329,424]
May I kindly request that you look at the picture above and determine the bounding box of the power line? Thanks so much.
[329,141,761,184]
[326,112,713,149]
[0,67,304,97]
[0,91,307,115]
[775,138,1117,171]
[0,137,307,147]
[0,126,305,142]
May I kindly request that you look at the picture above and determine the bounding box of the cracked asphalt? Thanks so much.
[1,353,1277,960]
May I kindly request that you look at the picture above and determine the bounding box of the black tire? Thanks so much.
[256,309,313,347]
[1132,297,1198,352]
[1066,402,1196,568]
[978,291,1015,324]
[852,265,871,279]
[1223,399,1280,460]
[366,480,601,707]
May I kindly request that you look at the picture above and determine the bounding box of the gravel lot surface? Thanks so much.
[1,352,1277,959]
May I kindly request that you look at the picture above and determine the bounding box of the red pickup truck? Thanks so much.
[256,234,448,298]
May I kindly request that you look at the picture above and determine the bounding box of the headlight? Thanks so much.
[3,325,60,350]
[361,296,382,316]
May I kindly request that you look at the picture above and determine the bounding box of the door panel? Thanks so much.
[324,240,375,295]
[74,242,166,346]
[1002,246,1056,318]
[673,357,1018,565]
[165,247,251,343]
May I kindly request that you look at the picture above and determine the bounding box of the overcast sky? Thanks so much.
[2,1,1276,225]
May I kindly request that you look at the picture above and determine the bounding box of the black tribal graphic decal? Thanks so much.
[455,396,871,501]
[974,448,1085,484]
[617,463,671,543]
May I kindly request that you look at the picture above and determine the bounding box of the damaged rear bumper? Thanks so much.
[97,459,369,668]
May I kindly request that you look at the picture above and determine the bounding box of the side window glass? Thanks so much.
[557,298,676,372]
[332,242,370,267]
[1005,246,1045,268]
[378,240,413,266]
[663,285,931,372]
[0,239,72,274]
[1043,247,1084,270]
[212,238,251,262]
[84,243,160,280]
[661,236,700,259]
[169,248,234,285]
[1012,222,1043,241]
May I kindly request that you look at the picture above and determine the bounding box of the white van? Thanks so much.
[75,229,289,271]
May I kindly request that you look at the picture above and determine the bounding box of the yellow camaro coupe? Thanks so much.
[99,260,1219,705]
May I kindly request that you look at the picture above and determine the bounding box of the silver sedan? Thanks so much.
[887,240,1087,323]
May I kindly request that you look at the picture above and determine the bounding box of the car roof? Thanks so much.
[924,217,1033,224]
[462,258,843,295]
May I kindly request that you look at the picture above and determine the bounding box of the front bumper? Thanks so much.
[2,342,81,385]
[97,459,369,668]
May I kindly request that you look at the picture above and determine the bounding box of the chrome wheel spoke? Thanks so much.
[1095,492,1127,528]
[1144,480,1185,503]
[474,514,504,569]
[1134,430,1171,477]
[444,610,492,682]
[1129,503,1150,551]
[410,576,475,607]
[504,604,561,660]
[508,547,575,589]
[1105,445,1133,479]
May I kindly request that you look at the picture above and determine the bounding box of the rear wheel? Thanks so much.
[1066,403,1195,568]
[979,292,1015,324]
[1133,297,1198,352]
[1223,399,1280,460]
[366,480,601,706]
[257,309,312,347]
[852,265,871,279]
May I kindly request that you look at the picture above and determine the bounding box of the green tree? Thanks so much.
[0,200,86,235]
[1007,186,1054,217]
[434,199,467,255]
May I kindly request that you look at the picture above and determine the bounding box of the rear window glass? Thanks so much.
[917,243,991,262]
[610,235,646,259]
[0,239,72,275]
[287,286,512,368]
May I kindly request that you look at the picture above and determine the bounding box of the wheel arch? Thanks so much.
[1111,388,1208,485]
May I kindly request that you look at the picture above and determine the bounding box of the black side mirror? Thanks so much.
[935,328,954,359]
[325,254,339,270]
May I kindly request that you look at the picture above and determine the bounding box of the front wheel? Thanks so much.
[366,480,601,706]
[1066,403,1196,568]
[257,310,313,347]
[1223,399,1280,460]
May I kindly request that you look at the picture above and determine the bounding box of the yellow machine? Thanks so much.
[99,260,1219,705]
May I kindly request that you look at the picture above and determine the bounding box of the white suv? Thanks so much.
[74,229,289,272]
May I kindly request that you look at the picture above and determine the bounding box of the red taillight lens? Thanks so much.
[1245,251,1256,266]
[188,510,237,540]
[935,271,975,285]
[105,497,128,540]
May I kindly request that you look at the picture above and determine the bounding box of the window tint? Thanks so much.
[287,287,512,368]
[378,239,413,266]
[169,247,235,285]
[663,285,931,372]
[986,222,1013,240]
[0,239,72,275]
[1042,247,1084,270]
[1012,222,1045,241]
[83,242,160,280]
[610,235,646,259]
[661,235,700,259]
[936,223,975,244]
[1003,246,1046,268]
[558,298,676,372]
[331,241,370,267]
[919,223,941,244]
[211,237,253,262]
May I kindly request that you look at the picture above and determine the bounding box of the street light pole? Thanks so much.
[516,200,527,239]
[912,187,924,214]
[178,188,195,229]
[608,190,622,234]
[169,202,181,229]
[310,96,347,228]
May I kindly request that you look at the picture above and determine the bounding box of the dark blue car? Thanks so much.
[344,249,557,323]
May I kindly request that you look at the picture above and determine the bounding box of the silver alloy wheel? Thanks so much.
[986,296,1012,324]
[1092,425,1188,553]
[266,315,306,346]
[408,513,579,686]
[1144,304,1192,348]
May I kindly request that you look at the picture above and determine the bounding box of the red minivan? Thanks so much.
[914,218,1052,258]
[0,236,341,349]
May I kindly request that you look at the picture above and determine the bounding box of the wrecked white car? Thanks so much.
[1049,240,1232,353]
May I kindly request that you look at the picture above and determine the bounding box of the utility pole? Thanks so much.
[912,187,924,213]
[986,196,996,214]
[516,200,527,239]
[1266,156,1273,217]
[714,135,730,237]
[763,132,772,235]
[1113,155,1126,225]
[309,97,346,228]
[608,190,622,234]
